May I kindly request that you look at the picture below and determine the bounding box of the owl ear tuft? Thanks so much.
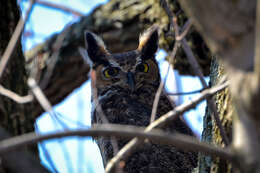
[84,31,110,65]
[138,26,159,60]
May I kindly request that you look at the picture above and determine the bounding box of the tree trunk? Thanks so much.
[0,0,34,138]
[0,0,49,172]
[198,58,233,173]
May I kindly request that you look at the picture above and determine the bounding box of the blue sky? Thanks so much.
[21,0,108,50]
[20,0,208,172]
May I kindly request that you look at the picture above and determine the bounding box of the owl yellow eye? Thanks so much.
[136,63,149,73]
[103,67,119,78]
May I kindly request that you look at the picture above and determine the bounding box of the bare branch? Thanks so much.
[92,76,120,168]
[0,124,235,163]
[37,142,58,173]
[35,125,58,173]
[150,70,167,122]
[36,0,84,17]
[28,78,52,112]
[0,85,33,104]
[176,19,193,41]
[166,88,203,96]
[168,75,227,96]
[0,0,35,79]
[106,81,229,172]
[150,42,179,122]
[39,26,70,89]
[29,78,75,171]
[181,39,207,86]
[150,2,189,123]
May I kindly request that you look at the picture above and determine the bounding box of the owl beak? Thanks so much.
[127,72,135,92]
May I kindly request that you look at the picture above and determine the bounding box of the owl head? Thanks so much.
[83,26,161,95]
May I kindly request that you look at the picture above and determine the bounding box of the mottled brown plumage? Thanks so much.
[83,26,197,172]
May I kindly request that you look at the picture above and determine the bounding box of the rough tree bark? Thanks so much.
[0,0,33,140]
[0,0,49,172]
[198,58,233,173]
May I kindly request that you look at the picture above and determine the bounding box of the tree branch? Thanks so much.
[0,124,235,164]
[0,85,33,104]
[166,88,203,96]
[36,0,84,17]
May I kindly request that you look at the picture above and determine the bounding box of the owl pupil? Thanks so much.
[108,68,116,75]
[137,64,144,71]
[137,63,149,73]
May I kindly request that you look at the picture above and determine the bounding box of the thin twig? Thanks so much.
[47,112,74,173]
[150,71,167,122]
[27,83,65,125]
[150,1,192,123]
[57,137,74,173]
[52,112,70,129]
[28,78,52,111]
[35,125,58,173]
[29,78,74,172]
[150,0,194,133]
[76,97,84,173]
[38,142,59,173]
[92,77,120,169]
[150,3,182,123]
[160,0,174,27]
[0,0,35,79]
[0,85,33,104]
[181,40,207,86]
[28,78,69,129]
[0,124,235,163]
[166,88,204,96]
[39,26,70,89]
[36,0,84,17]
[150,42,179,122]
[177,19,192,41]
[105,81,229,172]
[55,112,90,128]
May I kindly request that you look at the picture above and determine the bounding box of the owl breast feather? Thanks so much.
[93,85,173,127]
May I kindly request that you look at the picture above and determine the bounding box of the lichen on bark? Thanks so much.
[198,57,233,173]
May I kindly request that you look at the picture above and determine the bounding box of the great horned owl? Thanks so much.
[83,26,197,173]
